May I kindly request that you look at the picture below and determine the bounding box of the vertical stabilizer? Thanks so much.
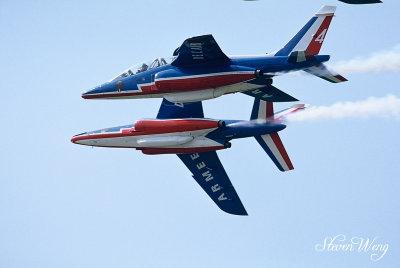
[275,5,336,56]
[250,97,274,120]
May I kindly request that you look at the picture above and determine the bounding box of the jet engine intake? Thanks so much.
[255,69,264,78]
[224,141,232,148]
[218,120,226,128]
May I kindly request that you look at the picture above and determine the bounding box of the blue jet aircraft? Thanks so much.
[82,5,346,103]
[72,98,306,215]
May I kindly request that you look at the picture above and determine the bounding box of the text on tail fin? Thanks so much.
[275,5,336,56]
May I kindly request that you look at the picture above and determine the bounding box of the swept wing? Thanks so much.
[178,152,247,215]
[157,98,247,215]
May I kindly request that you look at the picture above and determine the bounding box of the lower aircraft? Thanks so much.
[71,99,306,215]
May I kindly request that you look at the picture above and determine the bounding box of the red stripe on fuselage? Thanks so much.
[270,133,294,170]
[154,73,255,92]
[71,119,219,143]
[71,132,129,143]
[134,119,219,134]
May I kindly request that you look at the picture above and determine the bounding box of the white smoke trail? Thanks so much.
[328,44,400,74]
[287,95,400,122]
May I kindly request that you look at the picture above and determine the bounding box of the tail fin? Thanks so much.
[250,97,274,120]
[251,99,294,172]
[275,5,336,56]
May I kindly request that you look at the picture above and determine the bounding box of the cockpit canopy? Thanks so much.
[110,57,174,81]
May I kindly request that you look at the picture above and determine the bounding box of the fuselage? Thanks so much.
[82,54,329,103]
[71,118,286,155]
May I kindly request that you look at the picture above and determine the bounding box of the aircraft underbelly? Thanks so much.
[163,81,261,103]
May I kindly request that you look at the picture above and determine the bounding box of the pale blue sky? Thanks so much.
[0,0,399,267]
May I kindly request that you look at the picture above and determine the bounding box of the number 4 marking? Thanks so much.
[315,29,327,44]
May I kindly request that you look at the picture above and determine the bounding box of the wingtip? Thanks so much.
[232,211,249,216]
[220,206,248,216]
[335,74,348,82]
[228,208,248,216]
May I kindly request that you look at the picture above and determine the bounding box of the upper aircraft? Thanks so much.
[72,98,306,215]
[82,5,346,103]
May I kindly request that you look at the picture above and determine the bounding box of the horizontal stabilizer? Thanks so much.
[251,99,295,171]
[255,134,294,172]
[273,104,308,123]
[243,84,298,102]
[304,63,347,83]
[250,98,307,122]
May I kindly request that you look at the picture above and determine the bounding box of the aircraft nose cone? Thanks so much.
[82,86,100,99]
[81,91,90,99]
[82,81,116,99]
[71,132,88,144]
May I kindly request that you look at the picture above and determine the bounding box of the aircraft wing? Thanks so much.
[171,34,230,67]
[157,98,247,215]
[157,98,204,119]
[177,152,248,215]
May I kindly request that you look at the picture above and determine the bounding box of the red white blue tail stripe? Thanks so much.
[255,134,294,172]
[250,98,274,120]
[251,98,294,171]
[275,5,336,56]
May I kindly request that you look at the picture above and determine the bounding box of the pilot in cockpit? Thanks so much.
[137,63,148,74]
